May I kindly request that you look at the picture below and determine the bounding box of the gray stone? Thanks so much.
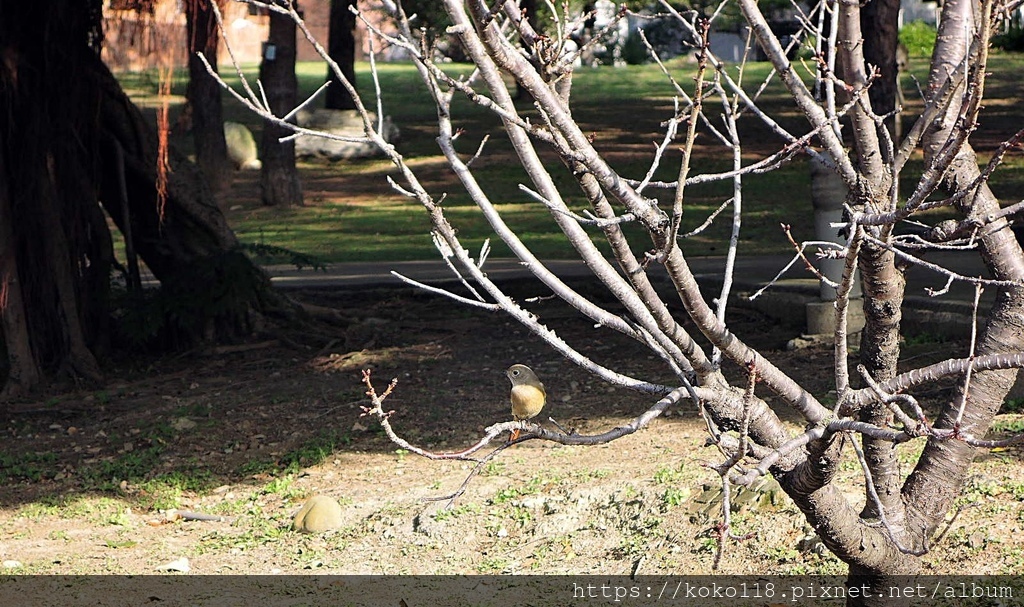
[294,109,399,161]
[224,121,261,170]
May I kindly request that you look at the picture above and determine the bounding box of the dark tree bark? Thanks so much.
[260,1,304,207]
[185,0,232,193]
[325,0,358,110]
[859,0,902,138]
[0,0,273,399]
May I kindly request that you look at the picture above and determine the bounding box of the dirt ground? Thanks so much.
[1,278,1023,577]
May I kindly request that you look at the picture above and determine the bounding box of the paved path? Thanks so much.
[265,250,993,307]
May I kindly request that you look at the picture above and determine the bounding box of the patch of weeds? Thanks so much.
[78,423,176,490]
[279,430,352,474]
[16,499,63,520]
[71,497,131,526]
[48,530,69,542]
[261,475,308,501]
[612,517,662,560]
[201,490,252,516]
[433,503,479,522]
[0,450,60,483]
[481,461,506,476]
[237,457,279,477]
[477,557,512,573]
[661,487,690,508]
[1000,547,1024,573]
[231,504,290,550]
[765,544,801,564]
[491,474,560,505]
[991,415,1024,433]
[963,477,1008,500]
[903,331,950,346]
[572,468,610,481]
[104,538,138,549]
[136,468,215,510]
[236,430,351,477]
[653,465,685,485]
[507,505,532,527]
[174,402,212,417]
[106,507,133,527]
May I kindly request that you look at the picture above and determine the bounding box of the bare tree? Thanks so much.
[216,0,1023,598]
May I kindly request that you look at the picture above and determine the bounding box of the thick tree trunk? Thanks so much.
[0,0,275,398]
[260,2,304,207]
[325,0,358,110]
[903,0,1024,542]
[186,0,232,194]
[0,143,40,398]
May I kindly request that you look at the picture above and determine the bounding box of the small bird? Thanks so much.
[507,364,546,441]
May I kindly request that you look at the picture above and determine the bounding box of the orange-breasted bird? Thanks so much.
[507,364,546,441]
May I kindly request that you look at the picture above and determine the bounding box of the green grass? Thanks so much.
[117,54,1024,263]
[0,451,59,483]
[236,429,351,477]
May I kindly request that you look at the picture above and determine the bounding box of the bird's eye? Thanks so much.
[512,369,520,376]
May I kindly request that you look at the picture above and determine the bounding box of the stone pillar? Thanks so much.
[806,157,864,336]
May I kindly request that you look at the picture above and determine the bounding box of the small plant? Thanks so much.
[477,557,512,573]
[490,475,546,505]
[508,506,532,526]
[661,487,690,508]
[481,461,507,476]
[261,474,308,501]
[107,507,133,527]
[653,465,684,485]
[433,502,479,522]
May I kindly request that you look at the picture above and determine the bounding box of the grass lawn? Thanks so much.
[117,54,1024,263]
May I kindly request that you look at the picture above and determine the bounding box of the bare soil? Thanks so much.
[1,280,1022,576]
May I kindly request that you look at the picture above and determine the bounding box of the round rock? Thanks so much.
[292,495,344,533]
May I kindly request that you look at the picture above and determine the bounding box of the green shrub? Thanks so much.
[899,21,937,57]
[992,27,1024,52]
[621,32,652,65]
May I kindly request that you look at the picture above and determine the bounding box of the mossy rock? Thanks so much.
[293,495,344,533]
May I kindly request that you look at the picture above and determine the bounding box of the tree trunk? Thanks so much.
[0,0,274,399]
[0,142,40,398]
[185,0,232,194]
[260,1,304,207]
[859,0,901,138]
[325,0,358,110]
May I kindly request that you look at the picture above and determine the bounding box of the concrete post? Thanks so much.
[806,157,864,335]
